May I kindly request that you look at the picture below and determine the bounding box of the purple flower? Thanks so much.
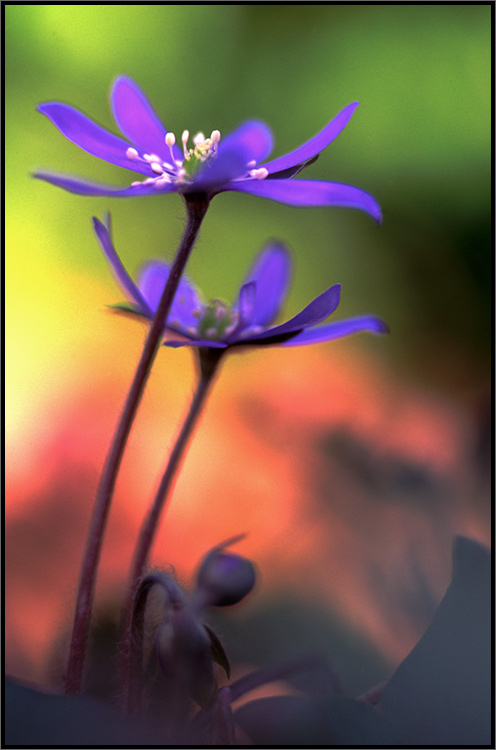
[94,216,388,351]
[35,76,382,222]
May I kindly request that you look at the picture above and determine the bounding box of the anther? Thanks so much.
[249,167,269,180]
[192,308,203,319]
[181,131,190,160]
[143,153,161,163]
[126,147,139,160]
[165,132,180,165]
[151,163,164,174]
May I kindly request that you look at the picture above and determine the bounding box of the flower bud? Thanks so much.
[196,549,256,607]
[156,606,216,709]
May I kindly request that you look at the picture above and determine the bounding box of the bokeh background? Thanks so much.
[6,4,491,700]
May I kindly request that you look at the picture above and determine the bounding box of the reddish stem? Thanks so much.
[119,348,222,705]
[64,196,209,694]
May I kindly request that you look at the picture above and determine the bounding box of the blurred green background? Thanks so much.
[6,3,491,388]
[5,4,492,697]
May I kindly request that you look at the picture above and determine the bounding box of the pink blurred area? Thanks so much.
[5,309,491,688]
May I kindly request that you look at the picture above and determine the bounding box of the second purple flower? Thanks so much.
[94,216,388,352]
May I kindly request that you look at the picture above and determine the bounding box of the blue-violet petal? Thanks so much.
[37,103,149,174]
[111,76,176,163]
[231,179,382,223]
[93,217,151,315]
[240,242,292,327]
[245,284,341,341]
[262,102,359,174]
[281,315,389,346]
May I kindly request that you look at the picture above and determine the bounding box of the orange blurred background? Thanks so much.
[6,281,490,692]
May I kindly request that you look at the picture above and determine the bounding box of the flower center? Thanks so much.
[126,128,268,190]
[190,300,239,341]
[180,130,221,176]
[126,129,221,190]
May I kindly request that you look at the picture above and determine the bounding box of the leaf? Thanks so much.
[378,535,492,745]
[234,694,397,745]
[4,678,159,745]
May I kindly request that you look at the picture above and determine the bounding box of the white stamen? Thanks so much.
[247,160,257,168]
[192,308,203,319]
[128,124,220,190]
[205,327,217,339]
[250,167,269,180]
[179,131,189,160]
[215,307,226,320]
[187,326,197,336]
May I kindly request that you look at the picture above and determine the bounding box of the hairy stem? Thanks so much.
[64,195,210,695]
[120,348,223,707]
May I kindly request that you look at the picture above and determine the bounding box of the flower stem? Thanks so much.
[120,348,223,706]
[64,195,210,695]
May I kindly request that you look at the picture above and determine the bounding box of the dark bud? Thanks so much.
[196,548,256,607]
